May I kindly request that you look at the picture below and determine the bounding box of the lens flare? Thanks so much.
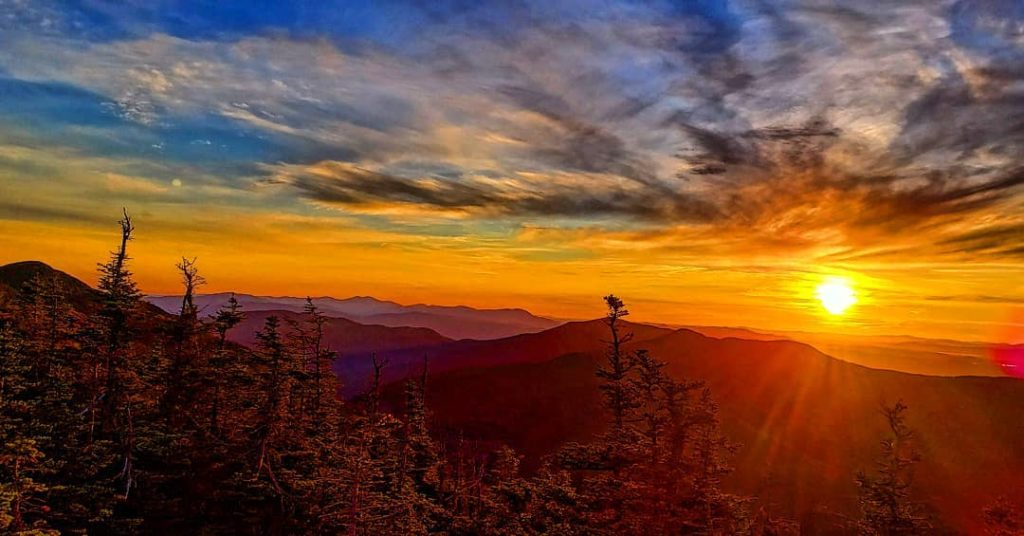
[816,277,856,315]
[989,308,1024,378]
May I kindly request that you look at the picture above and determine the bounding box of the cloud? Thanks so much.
[263,161,720,223]
[0,0,1021,263]
[937,222,1024,258]
[104,172,170,194]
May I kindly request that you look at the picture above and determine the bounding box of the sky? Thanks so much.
[0,0,1022,342]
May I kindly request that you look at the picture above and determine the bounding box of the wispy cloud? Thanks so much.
[262,160,720,222]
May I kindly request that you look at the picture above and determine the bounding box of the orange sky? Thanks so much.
[1,206,1020,344]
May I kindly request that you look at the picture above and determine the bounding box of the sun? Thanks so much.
[816,277,856,315]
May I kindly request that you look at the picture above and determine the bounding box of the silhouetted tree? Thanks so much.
[295,298,338,429]
[597,295,639,434]
[208,294,244,436]
[556,296,754,534]
[96,209,141,436]
[631,348,669,464]
[160,257,207,421]
[393,357,444,529]
[687,387,750,534]
[251,316,292,494]
[365,353,388,418]
[856,401,931,535]
[662,376,704,467]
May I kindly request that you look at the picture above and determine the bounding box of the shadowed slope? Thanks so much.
[227,309,452,392]
[393,324,1024,533]
[358,319,672,395]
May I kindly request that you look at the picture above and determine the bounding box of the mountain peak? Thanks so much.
[0,260,96,296]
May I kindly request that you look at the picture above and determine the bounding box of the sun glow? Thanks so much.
[816,277,856,315]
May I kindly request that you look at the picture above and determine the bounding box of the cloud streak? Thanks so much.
[264,161,720,223]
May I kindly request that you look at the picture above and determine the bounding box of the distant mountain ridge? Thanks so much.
[683,324,1017,377]
[145,292,561,341]
[4,262,1013,378]
[227,309,452,388]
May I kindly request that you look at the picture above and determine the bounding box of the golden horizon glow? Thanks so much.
[1,215,1022,344]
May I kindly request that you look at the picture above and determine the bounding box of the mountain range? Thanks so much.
[145,292,560,341]
[683,325,1014,378]
[147,292,1021,379]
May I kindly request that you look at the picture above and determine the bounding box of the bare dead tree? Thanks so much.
[176,256,206,321]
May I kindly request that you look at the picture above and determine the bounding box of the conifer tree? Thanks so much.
[596,295,639,434]
[556,295,756,534]
[391,357,444,530]
[160,257,207,424]
[467,446,532,535]
[250,315,292,494]
[18,274,74,376]
[662,376,704,467]
[96,209,141,437]
[687,387,749,534]
[0,317,57,534]
[855,401,931,535]
[631,349,669,464]
[208,294,244,436]
[296,298,338,430]
[525,462,589,534]
[365,353,388,419]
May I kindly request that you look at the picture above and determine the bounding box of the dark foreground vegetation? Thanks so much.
[0,212,1021,535]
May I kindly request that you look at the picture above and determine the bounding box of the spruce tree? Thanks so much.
[0,317,57,534]
[295,298,338,430]
[855,401,931,535]
[208,294,244,437]
[96,209,141,437]
[631,349,669,465]
[596,295,639,435]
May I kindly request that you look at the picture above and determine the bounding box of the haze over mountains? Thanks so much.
[146,292,560,341]
[146,291,1022,379]
[684,326,1014,378]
